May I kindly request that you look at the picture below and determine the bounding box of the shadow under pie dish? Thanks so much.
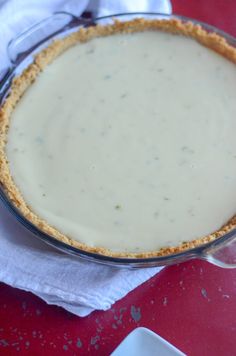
[1,12,236,267]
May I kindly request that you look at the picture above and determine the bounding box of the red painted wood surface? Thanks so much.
[1,1,236,355]
[173,0,236,36]
[1,260,236,355]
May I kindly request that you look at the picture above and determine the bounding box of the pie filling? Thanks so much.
[1,19,236,257]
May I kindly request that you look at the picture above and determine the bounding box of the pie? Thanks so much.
[1,18,236,258]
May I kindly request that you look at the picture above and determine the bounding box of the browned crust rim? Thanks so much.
[1,17,236,258]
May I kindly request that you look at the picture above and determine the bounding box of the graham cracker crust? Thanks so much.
[0,18,236,258]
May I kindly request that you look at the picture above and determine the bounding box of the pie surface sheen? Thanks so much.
[1,18,236,258]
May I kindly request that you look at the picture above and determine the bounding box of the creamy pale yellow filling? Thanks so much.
[6,31,236,253]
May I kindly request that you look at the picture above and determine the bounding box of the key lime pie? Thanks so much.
[1,18,236,258]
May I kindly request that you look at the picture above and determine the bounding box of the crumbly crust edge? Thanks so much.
[1,17,236,258]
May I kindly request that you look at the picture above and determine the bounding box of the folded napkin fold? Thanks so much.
[0,0,171,316]
[0,203,163,316]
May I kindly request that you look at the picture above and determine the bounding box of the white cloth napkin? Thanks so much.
[0,0,171,317]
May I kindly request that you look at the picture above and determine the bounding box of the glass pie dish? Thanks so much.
[0,11,236,268]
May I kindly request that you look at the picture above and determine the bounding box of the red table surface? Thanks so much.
[1,1,236,355]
